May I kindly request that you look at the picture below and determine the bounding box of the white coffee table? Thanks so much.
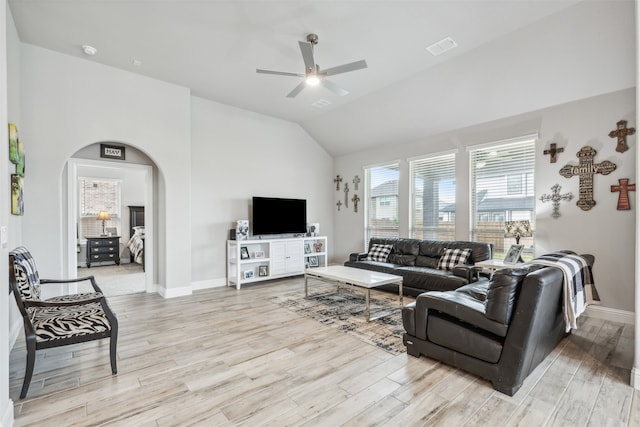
[304,265,403,322]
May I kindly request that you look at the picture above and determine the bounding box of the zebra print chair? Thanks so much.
[9,247,118,399]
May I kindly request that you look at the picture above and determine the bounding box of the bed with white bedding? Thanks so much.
[128,206,145,270]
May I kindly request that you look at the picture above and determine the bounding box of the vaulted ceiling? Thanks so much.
[8,1,635,156]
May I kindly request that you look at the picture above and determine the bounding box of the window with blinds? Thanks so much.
[469,136,536,259]
[409,152,456,240]
[364,162,400,244]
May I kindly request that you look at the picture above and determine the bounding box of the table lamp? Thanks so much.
[97,210,110,236]
[504,220,532,245]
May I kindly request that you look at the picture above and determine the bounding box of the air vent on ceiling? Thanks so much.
[311,99,332,109]
[426,37,458,56]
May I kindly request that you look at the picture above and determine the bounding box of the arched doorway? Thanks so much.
[65,146,155,294]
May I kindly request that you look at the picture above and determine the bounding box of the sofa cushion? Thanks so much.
[415,255,439,269]
[485,266,530,325]
[437,248,471,271]
[396,266,469,292]
[389,254,416,266]
[419,241,444,257]
[365,244,393,262]
[427,313,504,363]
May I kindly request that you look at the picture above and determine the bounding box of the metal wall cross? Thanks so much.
[352,175,360,191]
[611,178,636,210]
[336,200,342,211]
[540,184,573,218]
[543,143,564,163]
[344,183,349,207]
[351,194,360,212]
[334,175,342,191]
[559,146,616,211]
[608,120,636,153]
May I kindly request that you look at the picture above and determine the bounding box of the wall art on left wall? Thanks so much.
[11,174,24,215]
[8,123,19,164]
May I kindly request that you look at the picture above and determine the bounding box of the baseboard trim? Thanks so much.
[1,399,14,427]
[631,367,640,390]
[585,305,634,324]
[191,278,226,291]
[157,285,192,299]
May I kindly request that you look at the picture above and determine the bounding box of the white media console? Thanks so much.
[227,236,328,289]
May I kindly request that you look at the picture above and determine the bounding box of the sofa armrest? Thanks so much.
[452,264,481,282]
[349,252,368,262]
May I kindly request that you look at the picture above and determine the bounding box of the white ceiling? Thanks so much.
[8,0,632,157]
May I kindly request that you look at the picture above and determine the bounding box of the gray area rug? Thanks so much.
[272,284,409,355]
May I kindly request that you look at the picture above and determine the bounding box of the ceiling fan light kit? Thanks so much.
[256,33,367,98]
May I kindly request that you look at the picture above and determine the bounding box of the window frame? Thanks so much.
[364,161,400,245]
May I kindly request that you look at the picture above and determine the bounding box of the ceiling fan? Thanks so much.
[256,33,368,98]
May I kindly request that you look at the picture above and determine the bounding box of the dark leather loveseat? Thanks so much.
[344,237,493,296]
[402,255,594,396]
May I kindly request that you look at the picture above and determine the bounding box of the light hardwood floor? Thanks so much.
[9,277,640,426]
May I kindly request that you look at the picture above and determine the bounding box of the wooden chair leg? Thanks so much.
[20,336,36,399]
[110,325,118,375]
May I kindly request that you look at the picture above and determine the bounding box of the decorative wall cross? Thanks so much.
[351,194,360,212]
[540,184,573,218]
[608,120,635,153]
[344,183,349,207]
[611,178,636,210]
[334,175,342,191]
[543,143,564,163]
[559,146,616,211]
[336,200,342,211]
[352,175,360,191]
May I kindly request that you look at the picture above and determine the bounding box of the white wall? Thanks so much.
[190,96,334,286]
[19,44,191,297]
[334,88,636,312]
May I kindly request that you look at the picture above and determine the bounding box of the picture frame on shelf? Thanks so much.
[504,244,524,264]
[314,242,323,253]
[259,265,268,277]
[304,243,312,254]
[254,250,265,259]
[240,246,250,259]
[309,256,319,267]
[243,270,254,279]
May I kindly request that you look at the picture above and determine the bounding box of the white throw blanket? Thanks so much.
[530,251,599,332]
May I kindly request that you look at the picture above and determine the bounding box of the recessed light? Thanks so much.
[81,45,97,56]
[426,37,458,56]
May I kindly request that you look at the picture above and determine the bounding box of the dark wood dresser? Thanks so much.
[85,236,121,267]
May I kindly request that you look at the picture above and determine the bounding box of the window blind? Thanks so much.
[409,152,455,240]
[364,162,400,244]
[469,137,536,259]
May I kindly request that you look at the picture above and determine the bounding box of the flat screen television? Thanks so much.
[252,196,307,236]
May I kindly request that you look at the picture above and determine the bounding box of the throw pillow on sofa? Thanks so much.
[365,244,393,262]
[437,248,471,270]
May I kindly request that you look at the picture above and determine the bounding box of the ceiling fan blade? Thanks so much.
[286,81,307,98]
[321,78,349,96]
[321,60,368,76]
[298,41,315,71]
[256,69,304,77]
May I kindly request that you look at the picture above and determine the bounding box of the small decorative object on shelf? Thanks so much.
[240,247,250,259]
[609,119,635,153]
[259,265,269,277]
[308,223,319,236]
[559,146,616,211]
[543,142,564,163]
[236,220,249,240]
[344,182,349,207]
[334,175,342,191]
[304,243,312,254]
[352,175,360,191]
[313,242,323,253]
[611,178,636,210]
[244,270,254,279]
[254,250,265,258]
[540,183,573,218]
[309,256,319,267]
[352,194,360,212]
[336,200,342,211]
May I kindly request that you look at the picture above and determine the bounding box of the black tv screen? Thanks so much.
[252,197,307,236]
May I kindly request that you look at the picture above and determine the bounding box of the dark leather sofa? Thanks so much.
[402,255,594,396]
[344,237,493,296]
